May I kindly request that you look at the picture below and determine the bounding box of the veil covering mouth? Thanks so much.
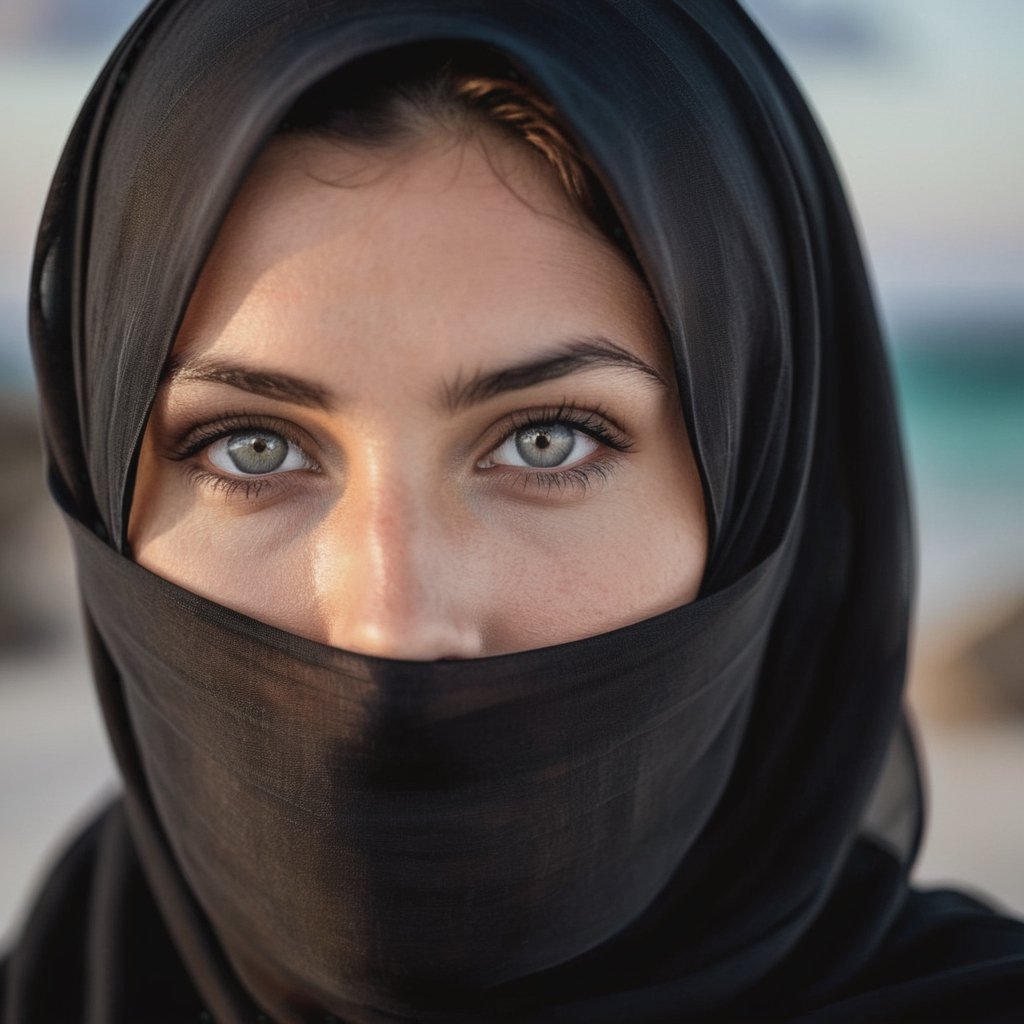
[13,2,1009,1022]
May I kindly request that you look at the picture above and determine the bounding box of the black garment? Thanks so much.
[5,0,1024,1021]
[5,800,1024,1024]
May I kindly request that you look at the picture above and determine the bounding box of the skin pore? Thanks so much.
[128,128,707,658]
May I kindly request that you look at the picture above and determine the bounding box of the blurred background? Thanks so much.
[0,0,1021,946]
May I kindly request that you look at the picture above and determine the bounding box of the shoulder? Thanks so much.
[742,837,1024,1023]
[795,882,1024,1022]
[1,799,203,1024]
[1,801,112,1023]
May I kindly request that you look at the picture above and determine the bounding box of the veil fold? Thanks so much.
[12,2,1006,1022]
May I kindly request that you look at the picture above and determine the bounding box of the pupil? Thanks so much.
[252,440,267,453]
[535,433,551,450]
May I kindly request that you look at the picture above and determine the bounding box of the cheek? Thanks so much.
[136,515,324,637]
[480,489,706,651]
[130,467,325,639]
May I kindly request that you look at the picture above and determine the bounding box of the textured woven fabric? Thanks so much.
[6,1,1023,1021]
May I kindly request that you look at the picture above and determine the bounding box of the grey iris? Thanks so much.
[226,432,288,474]
[515,424,576,468]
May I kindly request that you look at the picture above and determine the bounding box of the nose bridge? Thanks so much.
[317,455,483,660]
[361,470,437,605]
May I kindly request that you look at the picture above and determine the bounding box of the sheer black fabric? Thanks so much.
[5,0,1024,1021]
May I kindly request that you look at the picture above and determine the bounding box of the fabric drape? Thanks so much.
[4,1,1023,1021]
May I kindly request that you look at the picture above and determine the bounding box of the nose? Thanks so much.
[313,478,486,661]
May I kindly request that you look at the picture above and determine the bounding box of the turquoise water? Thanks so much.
[886,318,1023,622]
[890,321,1024,499]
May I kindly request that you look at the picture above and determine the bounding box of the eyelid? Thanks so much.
[477,403,633,465]
[163,413,324,502]
[485,459,616,496]
[475,404,634,499]
[164,405,632,502]
[166,412,323,469]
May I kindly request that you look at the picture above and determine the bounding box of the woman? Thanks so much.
[4,1,1023,1021]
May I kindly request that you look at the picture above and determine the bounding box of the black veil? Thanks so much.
[8,2,1020,1022]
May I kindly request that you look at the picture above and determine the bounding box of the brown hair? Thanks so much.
[278,42,630,256]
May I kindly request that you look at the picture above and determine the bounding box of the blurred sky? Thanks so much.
[748,0,1024,316]
[1,0,1023,382]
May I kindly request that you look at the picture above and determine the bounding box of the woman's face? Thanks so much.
[129,131,707,658]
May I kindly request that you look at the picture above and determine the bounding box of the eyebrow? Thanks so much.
[442,335,667,412]
[161,334,667,413]
[162,355,335,410]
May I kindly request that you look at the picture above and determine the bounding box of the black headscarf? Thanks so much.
[5,1,1024,1022]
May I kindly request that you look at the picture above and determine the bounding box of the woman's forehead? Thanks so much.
[172,131,675,391]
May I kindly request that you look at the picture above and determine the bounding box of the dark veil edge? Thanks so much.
[15,2,937,1021]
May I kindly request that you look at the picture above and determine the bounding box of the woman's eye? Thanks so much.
[486,423,600,470]
[207,430,312,476]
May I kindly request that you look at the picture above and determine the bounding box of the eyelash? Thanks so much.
[167,412,318,500]
[479,403,632,495]
[166,404,633,500]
